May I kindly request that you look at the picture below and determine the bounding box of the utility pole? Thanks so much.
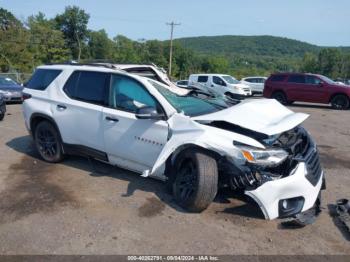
[166,21,180,78]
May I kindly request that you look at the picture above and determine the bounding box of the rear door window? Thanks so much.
[197,76,208,83]
[63,71,110,106]
[26,69,62,90]
[270,75,287,82]
[287,75,306,84]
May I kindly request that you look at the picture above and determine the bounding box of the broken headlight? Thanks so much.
[236,145,288,167]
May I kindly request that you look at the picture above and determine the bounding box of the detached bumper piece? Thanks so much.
[335,199,350,238]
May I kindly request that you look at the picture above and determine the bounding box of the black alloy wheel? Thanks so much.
[331,94,350,110]
[34,121,64,163]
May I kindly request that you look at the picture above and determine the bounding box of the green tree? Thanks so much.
[301,52,318,73]
[144,40,167,67]
[200,56,230,74]
[113,35,139,62]
[0,8,32,72]
[87,29,114,59]
[0,7,21,30]
[55,6,90,61]
[317,48,341,78]
[28,13,69,65]
[339,53,350,80]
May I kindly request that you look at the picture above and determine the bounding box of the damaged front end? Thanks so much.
[149,99,325,223]
[219,126,325,221]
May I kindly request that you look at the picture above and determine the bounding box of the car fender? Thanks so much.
[149,113,264,176]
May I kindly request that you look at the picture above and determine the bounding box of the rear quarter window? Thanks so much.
[269,75,287,82]
[197,76,208,83]
[26,69,62,90]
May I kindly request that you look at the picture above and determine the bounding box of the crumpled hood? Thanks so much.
[193,98,309,136]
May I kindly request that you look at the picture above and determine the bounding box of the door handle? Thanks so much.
[57,104,67,110]
[105,116,119,122]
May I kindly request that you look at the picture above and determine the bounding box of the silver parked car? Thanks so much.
[0,77,23,102]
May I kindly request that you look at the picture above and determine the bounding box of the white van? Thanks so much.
[188,74,251,98]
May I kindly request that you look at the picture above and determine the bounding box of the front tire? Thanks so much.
[272,91,288,105]
[331,94,349,110]
[0,113,4,121]
[34,121,64,163]
[173,149,218,212]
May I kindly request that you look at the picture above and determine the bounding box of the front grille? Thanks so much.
[273,127,323,185]
[303,147,323,186]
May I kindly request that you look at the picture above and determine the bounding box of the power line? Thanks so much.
[166,21,180,78]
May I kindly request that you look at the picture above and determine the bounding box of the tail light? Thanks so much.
[22,93,32,101]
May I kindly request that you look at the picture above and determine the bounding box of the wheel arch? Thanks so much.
[30,113,63,142]
[172,144,222,163]
[272,89,287,97]
[328,92,350,103]
[164,143,223,177]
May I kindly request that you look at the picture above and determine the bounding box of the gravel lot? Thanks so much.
[0,102,349,255]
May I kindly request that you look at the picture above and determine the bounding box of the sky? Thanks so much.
[1,0,349,46]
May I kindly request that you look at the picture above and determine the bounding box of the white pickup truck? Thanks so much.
[189,74,252,98]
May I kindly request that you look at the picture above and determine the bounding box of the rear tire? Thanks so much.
[272,91,288,105]
[0,113,4,121]
[173,149,218,212]
[331,94,349,110]
[34,121,64,163]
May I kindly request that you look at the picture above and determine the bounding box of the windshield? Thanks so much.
[0,77,17,86]
[221,75,239,84]
[149,80,229,117]
[318,75,336,84]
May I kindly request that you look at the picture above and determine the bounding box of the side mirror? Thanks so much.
[135,106,165,120]
[318,82,324,87]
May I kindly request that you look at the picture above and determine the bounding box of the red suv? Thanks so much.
[263,73,350,109]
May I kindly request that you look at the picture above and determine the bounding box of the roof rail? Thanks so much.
[78,59,156,66]
[45,62,117,69]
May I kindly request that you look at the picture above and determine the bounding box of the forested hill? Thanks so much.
[173,35,350,78]
[175,35,321,57]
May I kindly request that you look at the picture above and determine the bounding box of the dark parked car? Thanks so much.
[0,76,23,103]
[0,94,6,121]
[263,73,350,109]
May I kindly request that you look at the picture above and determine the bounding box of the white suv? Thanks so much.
[22,64,325,224]
[240,76,267,95]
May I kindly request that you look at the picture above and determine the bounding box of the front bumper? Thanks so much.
[236,89,252,96]
[245,162,323,220]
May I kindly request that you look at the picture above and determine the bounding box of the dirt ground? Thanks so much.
[0,102,349,255]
